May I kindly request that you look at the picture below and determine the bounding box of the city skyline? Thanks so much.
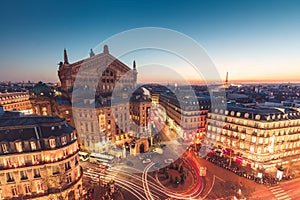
[1,0,300,83]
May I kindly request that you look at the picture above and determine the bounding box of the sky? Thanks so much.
[0,0,300,83]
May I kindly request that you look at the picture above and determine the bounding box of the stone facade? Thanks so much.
[206,106,300,171]
[0,113,82,200]
[57,46,150,154]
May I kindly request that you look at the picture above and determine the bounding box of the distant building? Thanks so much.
[0,109,82,199]
[0,92,33,114]
[206,105,300,171]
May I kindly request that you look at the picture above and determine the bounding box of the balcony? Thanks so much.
[7,178,15,183]
[0,149,79,171]
[20,176,28,181]
[34,174,41,179]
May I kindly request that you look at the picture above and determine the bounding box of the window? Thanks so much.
[241,134,246,140]
[34,169,41,178]
[257,147,262,154]
[232,141,236,147]
[65,162,71,171]
[15,141,23,152]
[63,149,68,157]
[7,172,14,182]
[49,138,56,148]
[36,181,43,193]
[61,136,67,145]
[32,155,39,164]
[66,174,72,183]
[70,132,75,141]
[52,166,60,175]
[252,136,256,143]
[25,184,31,194]
[85,123,88,132]
[30,141,37,150]
[20,170,28,180]
[1,143,8,153]
[221,137,225,143]
[258,137,263,144]
[3,158,12,167]
[255,114,261,120]
[250,146,255,152]
[91,123,94,132]
[11,186,17,196]
[240,143,244,149]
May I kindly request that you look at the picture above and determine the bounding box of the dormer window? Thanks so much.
[1,143,8,153]
[15,142,23,152]
[61,136,67,146]
[30,141,37,151]
[255,114,261,120]
[70,132,75,141]
[230,111,235,116]
[49,138,56,148]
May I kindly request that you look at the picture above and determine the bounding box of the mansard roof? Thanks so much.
[0,115,74,142]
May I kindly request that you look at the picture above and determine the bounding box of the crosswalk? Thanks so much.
[268,185,291,200]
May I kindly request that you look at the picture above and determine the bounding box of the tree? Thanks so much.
[179,166,184,173]
[165,172,169,179]
[175,164,179,170]
[170,163,174,169]
[169,175,174,183]
[180,174,185,185]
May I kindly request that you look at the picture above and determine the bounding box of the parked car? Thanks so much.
[142,158,151,164]
[164,158,174,164]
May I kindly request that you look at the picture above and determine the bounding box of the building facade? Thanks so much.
[58,46,151,154]
[58,46,137,98]
[205,105,300,171]
[159,91,210,140]
[0,109,82,200]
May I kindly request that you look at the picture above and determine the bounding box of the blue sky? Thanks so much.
[0,0,299,82]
